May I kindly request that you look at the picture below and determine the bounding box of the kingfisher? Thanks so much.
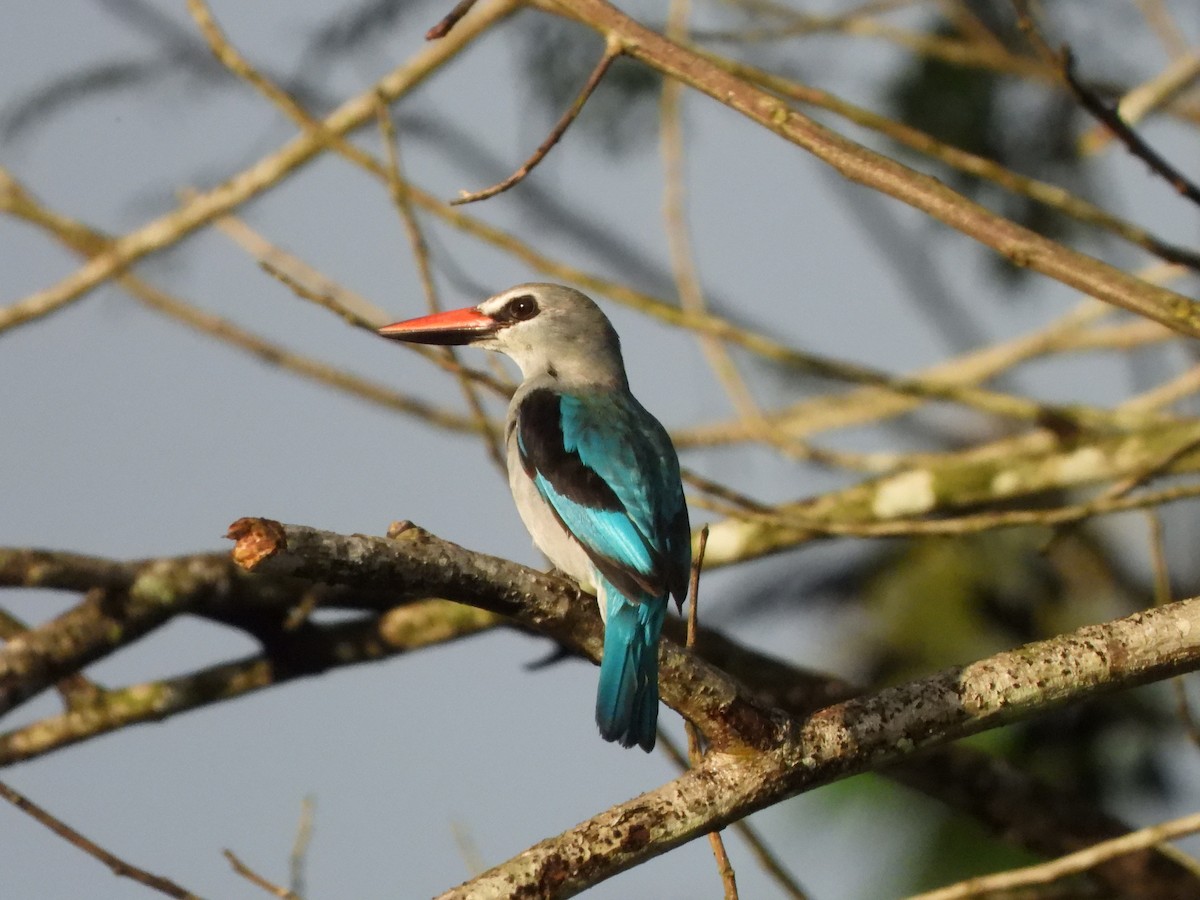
[379,283,691,751]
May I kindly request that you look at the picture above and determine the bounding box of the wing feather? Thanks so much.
[516,388,689,602]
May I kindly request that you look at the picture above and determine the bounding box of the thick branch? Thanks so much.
[3,528,1194,894]
[230,518,1200,898]
[0,599,500,765]
[703,418,1200,567]
[440,594,1200,898]
[229,518,787,751]
[0,553,239,716]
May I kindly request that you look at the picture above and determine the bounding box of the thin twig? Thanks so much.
[224,849,300,899]
[703,0,1052,84]
[682,527,738,899]
[1123,363,1200,414]
[150,20,1157,434]
[451,821,488,876]
[451,39,622,205]
[1062,47,1200,208]
[204,209,391,325]
[1080,52,1200,155]
[1147,512,1200,752]
[938,0,1005,51]
[207,212,511,397]
[260,261,381,331]
[907,810,1200,900]
[375,96,506,471]
[710,51,1200,271]
[662,0,778,454]
[681,468,773,513]
[375,98,440,313]
[1039,432,1200,552]
[769,479,1200,539]
[685,527,710,655]
[729,820,809,900]
[289,796,315,898]
[540,0,1200,338]
[427,0,482,40]
[1134,0,1190,57]
[655,731,810,899]
[0,0,521,339]
[0,780,202,899]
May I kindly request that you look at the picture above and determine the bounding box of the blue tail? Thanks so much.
[595,577,665,752]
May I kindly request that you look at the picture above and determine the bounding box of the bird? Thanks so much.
[378,283,691,751]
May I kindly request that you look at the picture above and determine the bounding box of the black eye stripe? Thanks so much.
[494,294,538,324]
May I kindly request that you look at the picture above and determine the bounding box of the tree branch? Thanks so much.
[0,599,500,765]
[1062,47,1200,208]
[228,517,1200,898]
[0,0,522,337]
[451,37,622,205]
[536,0,1200,338]
[0,553,239,717]
[0,780,202,899]
[4,525,1195,894]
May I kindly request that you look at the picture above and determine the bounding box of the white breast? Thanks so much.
[505,423,600,604]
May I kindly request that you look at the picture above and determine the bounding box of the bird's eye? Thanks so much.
[506,294,538,321]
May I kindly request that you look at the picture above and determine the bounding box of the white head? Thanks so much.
[379,283,628,387]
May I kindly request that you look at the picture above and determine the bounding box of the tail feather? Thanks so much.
[595,579,665,752]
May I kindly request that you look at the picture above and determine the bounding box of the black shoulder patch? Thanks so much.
[518,388,681,600]
[517,389,623,513]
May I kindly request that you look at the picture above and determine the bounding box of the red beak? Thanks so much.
[377,306,498,346]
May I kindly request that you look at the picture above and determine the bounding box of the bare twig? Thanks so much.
[1148,512,1200,752]
[1134,0,1191,58]
[451,821,487,876]
[709,52,1200,271]
[1124,363,1200,414]
[203,209,391,325]
[0,0,521,338]
[0,780,202,899]
[685,525,710,650]
[289,796,315,898]
[375,98,440,310]
[427,0,483,40]
[1080,52,1200,155]
[703,0,1050,82]
[224,849,300,899]
[451,38,622,205]
[539,0,1200,338]
[656,730,810,899]
[375,96,506,470]
[682,526,738,899]
[142,24,1149,433]
[908,811,1200,900]
[1063,48,1200,208]
[662,0,774,455]
[207,212,512,397]
[0,599,502,766]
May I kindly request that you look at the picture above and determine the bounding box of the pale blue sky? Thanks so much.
[3,2,1199,898]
